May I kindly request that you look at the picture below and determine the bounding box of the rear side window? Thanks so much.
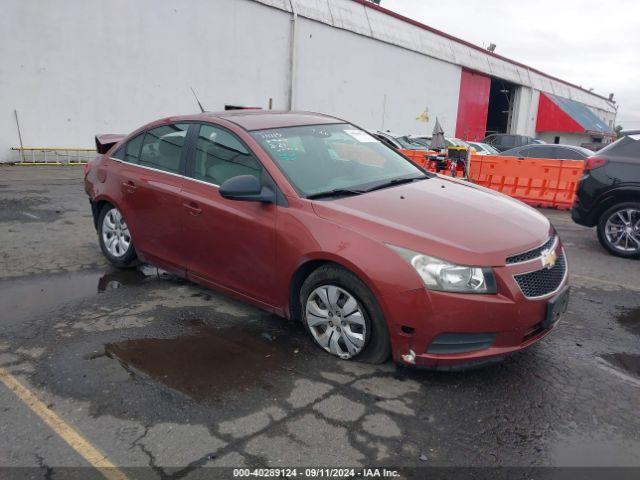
[139,124,190,174]
[556,148,584,160]
[191,124,263,185]
[123,134,144,163]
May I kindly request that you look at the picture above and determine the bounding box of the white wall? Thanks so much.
[254,0,617,116]
[1,0,615,161]
[293,18,461,136]
[537,132,594,147]
[0,0,292,161]
[510,87,540,137]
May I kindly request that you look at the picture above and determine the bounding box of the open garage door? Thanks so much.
[485,78,517,136]
[455,70,491,141]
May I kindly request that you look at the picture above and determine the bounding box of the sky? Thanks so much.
[383,0,640,130]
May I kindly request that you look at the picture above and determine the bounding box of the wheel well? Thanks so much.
[92,200,112,230]
[288,259,334,322]
[595,192,640,223]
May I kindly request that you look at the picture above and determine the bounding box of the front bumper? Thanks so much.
[380,242,568,368]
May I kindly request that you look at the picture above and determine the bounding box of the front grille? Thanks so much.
[514,251,566,298]
[506,235,556,264]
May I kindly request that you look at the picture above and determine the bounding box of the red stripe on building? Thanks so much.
[536,92,584,133]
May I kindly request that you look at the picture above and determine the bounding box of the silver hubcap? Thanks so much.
[305,285,366,359]
[102,208,131,258]
[605,208,640,253]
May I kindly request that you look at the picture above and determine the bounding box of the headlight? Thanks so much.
[388,245,497,294]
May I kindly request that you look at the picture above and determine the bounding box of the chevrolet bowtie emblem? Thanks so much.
[541,249,557,269]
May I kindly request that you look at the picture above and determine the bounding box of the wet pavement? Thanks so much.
[1,166,639,477]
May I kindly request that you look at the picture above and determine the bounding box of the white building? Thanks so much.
[0,0,617,162]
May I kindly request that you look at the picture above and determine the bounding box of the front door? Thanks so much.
[180,123,278,306]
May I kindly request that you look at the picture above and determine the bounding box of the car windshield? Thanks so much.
[395,136,426,150]
[474,142,498,154]
[411,138,431,148]
[251,123,427,197]
[484,143,500,154]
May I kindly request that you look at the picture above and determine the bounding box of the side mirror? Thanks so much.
[219,175,275,203]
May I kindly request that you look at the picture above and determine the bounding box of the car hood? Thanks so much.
[311,176,551,267]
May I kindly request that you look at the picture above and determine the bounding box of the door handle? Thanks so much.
[182,202,202,215]
[122,181,137,192]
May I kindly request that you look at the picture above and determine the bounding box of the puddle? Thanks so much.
[97,265,179,292]
[615,306,640,336]
[0,266,177,324]
[0,271,104,324]
[551,431,640,466]
[104,322,305,402]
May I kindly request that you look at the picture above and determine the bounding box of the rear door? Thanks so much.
[117,123,191,274]
[179,123,278,305]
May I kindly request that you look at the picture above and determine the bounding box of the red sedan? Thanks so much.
[85,111,569,368]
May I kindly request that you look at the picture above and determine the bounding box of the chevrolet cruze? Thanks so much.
[85,111,569,368]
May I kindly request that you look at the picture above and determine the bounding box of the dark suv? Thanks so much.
[571,135,640,258]
[482,134,540,152]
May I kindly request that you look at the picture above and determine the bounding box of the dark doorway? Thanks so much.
[485,78,517,136]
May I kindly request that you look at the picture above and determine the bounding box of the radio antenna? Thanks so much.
[190,87,205,113]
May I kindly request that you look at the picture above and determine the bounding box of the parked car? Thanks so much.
[369,131,427,151]
[467,141,500,155]
[482,134,541,152]
[501,144,594,160]
[571,134,640,258]
[86,111,568,368]
[410,136,431,149]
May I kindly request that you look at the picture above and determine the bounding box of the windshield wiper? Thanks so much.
[362,175,428,193]
[306,188,366,200]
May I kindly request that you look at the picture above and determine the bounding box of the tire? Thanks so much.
[299,264,390,364]
[596,202,640,259]
[97,204,138,268]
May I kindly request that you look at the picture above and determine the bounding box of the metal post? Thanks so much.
[288,0,298,111]
[14,110,26,163]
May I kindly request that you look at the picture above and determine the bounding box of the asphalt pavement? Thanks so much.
[0,166,639,479]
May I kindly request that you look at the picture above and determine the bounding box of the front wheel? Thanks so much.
[597,202,640,259]
[98,205,138,267]
[299,265,390,364]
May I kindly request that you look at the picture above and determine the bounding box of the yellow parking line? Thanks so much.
[0,368,128,480]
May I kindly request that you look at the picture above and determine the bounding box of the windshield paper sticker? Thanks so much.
[345,130,378,143]
[258,131,297,161]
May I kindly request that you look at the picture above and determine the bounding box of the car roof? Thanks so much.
[514,144,579,150]
[168,111,345,131]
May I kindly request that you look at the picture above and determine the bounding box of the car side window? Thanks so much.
[534,147,557,159]
[504,136,517,147]
[112,145,125,160]
[557,148,583,160]
[138,124,190,174]
[192,124,262,185]
[122,134,143,164]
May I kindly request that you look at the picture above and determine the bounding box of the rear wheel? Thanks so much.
[98,205,138,267]
[299,265,390,364]
[597,202,640,259]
